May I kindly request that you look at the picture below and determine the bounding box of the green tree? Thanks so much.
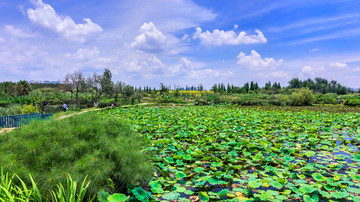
[101,68,113,97]
[159,83,168,96]
[64,71,85,108]
[86,73,103,106]
[289,78,302,88]
[113,81,124,104]
[17,80,32,96]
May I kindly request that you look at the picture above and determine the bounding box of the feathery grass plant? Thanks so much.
[0,111,153,198]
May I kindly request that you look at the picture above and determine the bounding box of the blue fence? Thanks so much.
[0,113,53,128]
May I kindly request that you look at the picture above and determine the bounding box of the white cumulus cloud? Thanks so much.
[27,0,102,42]
[193,27,267,46]
[236,50,283,69]
[131,22,167,53]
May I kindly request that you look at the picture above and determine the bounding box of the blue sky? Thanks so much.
[0,0,359,88]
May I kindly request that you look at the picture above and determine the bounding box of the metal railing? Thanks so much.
[0,113,53,128]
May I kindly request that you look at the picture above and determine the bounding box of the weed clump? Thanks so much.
[0,112,153,197]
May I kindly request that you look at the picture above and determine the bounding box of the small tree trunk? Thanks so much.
[115,96,118,105]
[74,91,78,108]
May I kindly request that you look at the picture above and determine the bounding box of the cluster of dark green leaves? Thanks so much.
[104,105,360,201]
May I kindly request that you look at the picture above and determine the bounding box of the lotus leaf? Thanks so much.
[131,187,149,202]
[107,193,130,202]
[298,184,316,194]
[217,189,229,198]
[175,171,186,179]
[162,192,180,200]
[199,192,209,201]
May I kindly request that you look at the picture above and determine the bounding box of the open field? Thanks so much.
[103,105,360,201]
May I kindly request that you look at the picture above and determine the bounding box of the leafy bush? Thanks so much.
[314,94,336,104]
[0,104,22,116]
[43,105,64,114]
[206,94,220,103]
[290,88,314,106]
[275,95,291,106]
[98,102,113,108]
[21,104,38,114]
[344,97,360,107]
[0,112,154,198]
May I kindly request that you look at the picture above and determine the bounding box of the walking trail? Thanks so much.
[0,103,152,134]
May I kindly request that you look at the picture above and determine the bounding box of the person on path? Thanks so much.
[62,103,67,112]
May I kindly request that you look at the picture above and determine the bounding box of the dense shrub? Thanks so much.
[314,94,336,104]
[344,97,360,107]
[0,104,22,116]
[21,104,38,114]
[0,112,154,198]
[290,88,314,106]
[98,102,113,108]
[43,105,64,114]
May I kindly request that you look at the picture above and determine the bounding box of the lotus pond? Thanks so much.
[103,105,360,201]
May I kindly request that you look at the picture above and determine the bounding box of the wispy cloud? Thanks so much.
[269,14,360,33]
[4,25,36,38]
[288,27,360,45]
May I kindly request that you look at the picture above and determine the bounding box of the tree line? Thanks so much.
[211,77,352,95]
[0,70,357,109]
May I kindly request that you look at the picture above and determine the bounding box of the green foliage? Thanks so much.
[206,94,220,103]
[49,175,92,202]
[21,104,39,114]
[156,96,186,104]
[344,97,360,107]
[43,105,64,114]
[0,104,22,116]
[314,94,336,104]
[0,168,93,202]
[101,68,113,97]
[290,88,314,106]
[0,112,153,198]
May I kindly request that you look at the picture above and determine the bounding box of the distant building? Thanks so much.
[28,80,60,84]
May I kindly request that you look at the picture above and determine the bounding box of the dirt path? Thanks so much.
[120,102,152,108]
[0,127,15,134]
[58,108,102,120]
